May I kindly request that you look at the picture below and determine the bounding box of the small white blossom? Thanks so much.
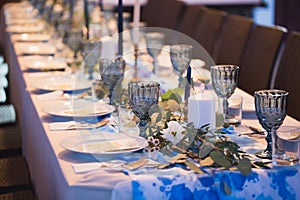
[161,121,185,145]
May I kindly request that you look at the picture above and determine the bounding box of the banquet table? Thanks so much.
[1,2,300,200]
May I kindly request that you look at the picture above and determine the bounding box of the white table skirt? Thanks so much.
[1,2,300,200]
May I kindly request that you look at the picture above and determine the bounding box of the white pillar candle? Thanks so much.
[188,92,216,129]
[132,0,140,44]
[100,36,117,59]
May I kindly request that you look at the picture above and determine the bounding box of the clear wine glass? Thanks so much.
[170,44,193,87]
[211,65,239,122]
[128,81,160,138]
[67,28,83,60]
[254,89,289,159]
[99,56,126,105]
[81,40,101,80]
[144,32,165,74]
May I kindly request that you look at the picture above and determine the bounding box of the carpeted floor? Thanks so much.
[0,123,37,200]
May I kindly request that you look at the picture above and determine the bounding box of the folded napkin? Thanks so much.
[26,72,52,78]
[49,118,114,131]
[72,161,125,174]
[36,90,63,101]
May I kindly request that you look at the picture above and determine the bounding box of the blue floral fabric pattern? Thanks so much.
[129,166,300,200]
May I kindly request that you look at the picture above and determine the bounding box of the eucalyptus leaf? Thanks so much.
[210,151,232,169]
[253,161,271,169]
[185,160,204,174]
[199,157,214,166]
[168,154,187,163]
[160,88,183,102]
[169,93,182,104]
[237,158,252,175]
[149,104,160,116]
[198,141,214,159]
[156,113,162,123]
[222,181,232,195]
[165,111,171,121]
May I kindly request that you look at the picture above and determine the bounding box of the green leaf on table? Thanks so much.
[237,158,252,175]
[169,93,182,104]
[198,140,214,159]
[210,150,232,169]
[160,88,183,103]
[165,110,172,121]
[253,161,272,169]
[199,157,214,166]
[222,181,232,195]
[168,154,187,163]
[185,160,204,174]
[149,104,160,116]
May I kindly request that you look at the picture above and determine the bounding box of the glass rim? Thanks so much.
[254,89,289,97]
[210,65,239,70]
[128,81,160,88]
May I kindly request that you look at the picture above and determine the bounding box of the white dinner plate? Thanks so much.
[6,23,44,33]
[60,133,147,156]
[6,18,40,25]
[29,74,91,91]
[11,33,50,42]
[15,43,56,55]
[19,56,67,71]
[42,100,115,118]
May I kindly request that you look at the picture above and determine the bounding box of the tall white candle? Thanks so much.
[132,0,141,44]
[188,92,216,129]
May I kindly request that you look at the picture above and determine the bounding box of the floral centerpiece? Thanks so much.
[144,89,270,176]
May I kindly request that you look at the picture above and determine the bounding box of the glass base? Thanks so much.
[255,149,272,159]
[224,114,240,126]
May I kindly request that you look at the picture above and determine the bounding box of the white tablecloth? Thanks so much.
[1,2,300,200]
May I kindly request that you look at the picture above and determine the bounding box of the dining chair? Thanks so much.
[141,0,161,27]
[193,7,227,55]
[176,5,205,38]
[273,31,300,121]
[237,24,286,95]
[212,14,254,66]
[156,0,185,30]
[141,0,184,30]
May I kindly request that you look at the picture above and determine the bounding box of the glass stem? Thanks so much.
[152,57,157,74]
[109,90,113,105]
[138,119,148,138]
[74,51,77,59]
[178,74,184,88]
[222,97,229,116]
[266,130,273,153]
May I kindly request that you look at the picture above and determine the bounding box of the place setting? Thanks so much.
[19,55,67,71]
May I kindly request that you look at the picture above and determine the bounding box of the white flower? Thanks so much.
[161,121,185,145]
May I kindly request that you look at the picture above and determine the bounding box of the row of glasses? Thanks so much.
[144,32,165,74]
[170,44,193,87]
[81,40,101,80]
[99,57,126,105]
[210,65,292,163]
[211,65,239,123]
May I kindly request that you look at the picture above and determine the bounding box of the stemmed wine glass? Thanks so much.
[254,89,289,159]
[144,32,165,74]
[128,81,160,138]
[170,44,193,87]
[99,56,126,105]
[81,40,101,80]
[67,28,83,60]
[211,65,239,122]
